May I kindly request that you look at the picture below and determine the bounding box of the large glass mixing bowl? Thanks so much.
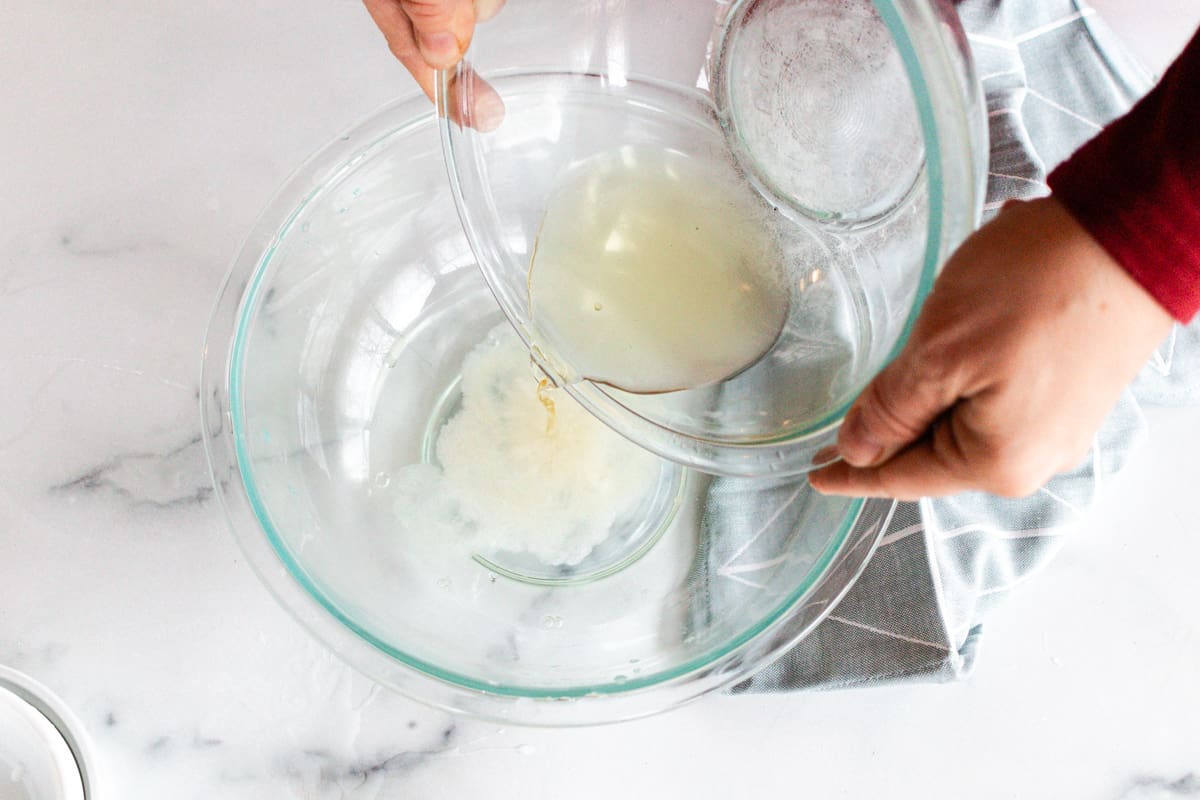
[201,94,896,725]
[439,0,987,476]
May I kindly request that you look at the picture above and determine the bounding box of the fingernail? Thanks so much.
[418,32,461,69]
[472,89,505,132]
[839,407,884,467]
[807,468,844,496]
[812,444,839,466]
[474,0,506,22]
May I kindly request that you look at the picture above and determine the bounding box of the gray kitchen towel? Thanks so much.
[716,0,1200,692]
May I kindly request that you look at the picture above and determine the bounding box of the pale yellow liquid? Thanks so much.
[528,146,789,394]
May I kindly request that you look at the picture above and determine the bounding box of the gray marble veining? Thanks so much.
[50,434,212,510]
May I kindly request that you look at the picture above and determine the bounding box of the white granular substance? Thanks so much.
[391,324,659,566]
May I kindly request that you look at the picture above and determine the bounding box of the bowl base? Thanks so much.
[420,369,690,587]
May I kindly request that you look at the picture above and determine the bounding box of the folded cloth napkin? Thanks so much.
[704,0,1200,692]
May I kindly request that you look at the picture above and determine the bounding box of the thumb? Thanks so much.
[838,345,959,468]
[400,0,475,69]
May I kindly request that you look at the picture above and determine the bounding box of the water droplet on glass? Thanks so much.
[373,472,391,488]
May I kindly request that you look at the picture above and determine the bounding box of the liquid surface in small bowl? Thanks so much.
[528,145,788,394]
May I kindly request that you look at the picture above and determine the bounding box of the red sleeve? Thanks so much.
[1048,29,1200,323]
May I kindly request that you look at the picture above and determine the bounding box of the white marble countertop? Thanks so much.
[2,2,1198,798]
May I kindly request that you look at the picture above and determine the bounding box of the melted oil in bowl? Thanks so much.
[528,145,789,394]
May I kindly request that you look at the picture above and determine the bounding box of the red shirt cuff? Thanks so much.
[1048,29,1200,324]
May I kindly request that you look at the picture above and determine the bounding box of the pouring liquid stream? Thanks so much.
[535,376,557,434]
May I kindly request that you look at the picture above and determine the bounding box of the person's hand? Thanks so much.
[364,0,505,127]
[809,196,1174,501]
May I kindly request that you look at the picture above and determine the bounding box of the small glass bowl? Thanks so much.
[438,0,986,476]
